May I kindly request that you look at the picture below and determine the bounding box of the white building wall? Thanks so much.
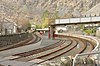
[96,30,100,37]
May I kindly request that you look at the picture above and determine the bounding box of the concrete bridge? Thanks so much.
[49,16,100,39]
[54,16,100,25]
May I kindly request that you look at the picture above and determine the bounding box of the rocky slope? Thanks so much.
[0,0,100,26]
[84,2,100,16]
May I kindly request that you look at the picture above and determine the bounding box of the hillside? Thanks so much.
[83,2,100,16]
[0,0,100,28]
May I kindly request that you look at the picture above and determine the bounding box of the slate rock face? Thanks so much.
[0,0,100,25]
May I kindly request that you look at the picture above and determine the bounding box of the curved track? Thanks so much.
[12,40,66,59]
[11,36,95,64]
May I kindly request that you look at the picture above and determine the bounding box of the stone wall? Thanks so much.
[0,33,31,47]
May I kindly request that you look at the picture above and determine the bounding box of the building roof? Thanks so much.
[36,28,49,31]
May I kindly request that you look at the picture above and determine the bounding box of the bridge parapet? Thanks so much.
[55,16,100,25]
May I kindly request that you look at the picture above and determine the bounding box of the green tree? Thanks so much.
[84,29,92,35]
[42,10,50,28]
[36,24,42,29]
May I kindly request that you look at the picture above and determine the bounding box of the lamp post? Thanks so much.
[48,26,50,39]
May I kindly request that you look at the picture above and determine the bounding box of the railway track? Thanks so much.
[36,38,87,63]
[12,40,72,61]
[11,36,95,64]
[12,40,66,59]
